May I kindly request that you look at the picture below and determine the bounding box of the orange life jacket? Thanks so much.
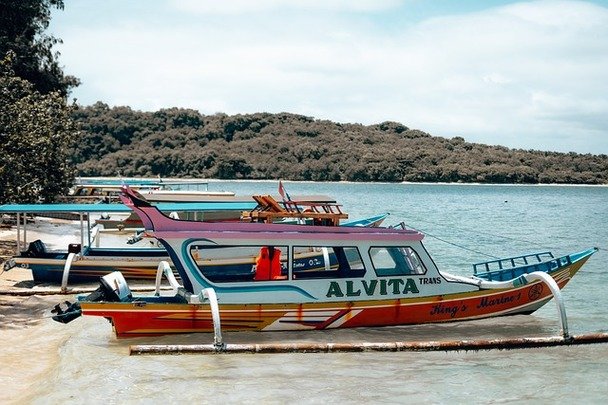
[254,246,282,281]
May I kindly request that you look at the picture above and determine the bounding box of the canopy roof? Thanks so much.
[0,201,256,214]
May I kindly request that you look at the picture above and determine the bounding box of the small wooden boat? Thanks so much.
[51,187,598,338]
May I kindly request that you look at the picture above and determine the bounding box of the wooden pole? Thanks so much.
[130,332,608,355]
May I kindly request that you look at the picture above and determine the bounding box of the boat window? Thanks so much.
[291,246,365,279]
[369,247,426,277]
[189,245,288,283]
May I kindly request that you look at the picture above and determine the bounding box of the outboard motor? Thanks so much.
[23,239,47,258]
[99,271,132,302]
[52,272,132,324]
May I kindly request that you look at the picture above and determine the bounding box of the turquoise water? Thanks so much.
[8,182,608,403]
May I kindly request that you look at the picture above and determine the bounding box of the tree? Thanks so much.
[0,0,79,96]
[67,105,608,185]
[0,53,77,203]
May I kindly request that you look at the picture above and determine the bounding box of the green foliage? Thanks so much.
[70,105,608,185]
[0,53,77,203]
[0,0,79,95]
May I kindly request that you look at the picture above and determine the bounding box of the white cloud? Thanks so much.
[56,0,608,154]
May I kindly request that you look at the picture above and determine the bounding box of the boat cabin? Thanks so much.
[157,223,452,305]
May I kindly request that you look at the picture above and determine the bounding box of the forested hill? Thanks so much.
[71,102,608,184]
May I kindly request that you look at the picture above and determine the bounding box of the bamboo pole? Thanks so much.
[130,332,608,355]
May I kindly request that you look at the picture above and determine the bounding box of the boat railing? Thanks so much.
[152,261,225,349]
[199,288,224,350]
[60,252,78,292]
[388,222,420,232]
[473,251,555,274]
[474,252,574,282]
[476,271,570,337]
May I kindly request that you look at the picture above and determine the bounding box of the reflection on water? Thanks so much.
[3,182,608,403]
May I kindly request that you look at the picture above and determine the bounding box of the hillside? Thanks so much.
[70,102,608,184]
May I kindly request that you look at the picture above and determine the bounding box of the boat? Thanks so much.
[0,200,255,282]
[94,193,343,229]
[2,197,388,284]
[51,186,597,338]
[64,177,238,207]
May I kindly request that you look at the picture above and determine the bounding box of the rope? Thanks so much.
[407,225,499,259]
[408,219,608,258]
[411,218,559,251]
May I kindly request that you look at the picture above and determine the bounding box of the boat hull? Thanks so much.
[82,262,582,338]
[15,251,170,282]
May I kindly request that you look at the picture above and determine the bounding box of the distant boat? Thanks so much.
[65,177,228,203]
[94,192,342,229]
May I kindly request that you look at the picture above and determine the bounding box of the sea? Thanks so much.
[3,181,608,404]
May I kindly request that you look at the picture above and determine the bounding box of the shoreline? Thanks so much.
[76,176,608,187]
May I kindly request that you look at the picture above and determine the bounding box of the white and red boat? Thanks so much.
[52,186,597,338]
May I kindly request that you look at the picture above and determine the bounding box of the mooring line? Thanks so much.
[404,216,608,258]
[408,226,499,259]
[412,216,569,247]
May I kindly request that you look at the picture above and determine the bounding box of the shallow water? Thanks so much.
[2,181,608,403]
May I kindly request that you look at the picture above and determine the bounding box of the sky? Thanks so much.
[50,0,608,154]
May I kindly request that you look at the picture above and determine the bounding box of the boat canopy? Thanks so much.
[0,201,257,214]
